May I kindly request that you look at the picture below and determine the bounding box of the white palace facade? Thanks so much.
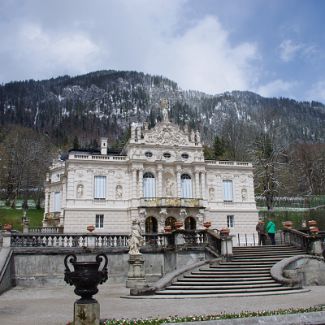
[43,108,258,240]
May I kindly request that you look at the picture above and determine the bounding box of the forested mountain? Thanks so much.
[1,70,324,150]
[0,70,325,204]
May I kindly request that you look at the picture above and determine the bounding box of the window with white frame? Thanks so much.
[53,191,61,212]
[223,180,233,202]
[94,176,106,199]
[143,172,156,198]
[181,174,192,198]
[95,214,104,228]
[227,215,235,228]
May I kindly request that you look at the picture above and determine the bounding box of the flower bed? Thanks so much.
[65,306,325,325]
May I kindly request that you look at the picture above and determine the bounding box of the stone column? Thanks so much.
[195,171,200,198]
[176,168,181,198]
[201,171,207,200]
[138,169,143,198]
[157,167,163,197]
[132,169,137,199]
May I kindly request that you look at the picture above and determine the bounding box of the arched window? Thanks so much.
[185,216,196,230]
[145,216,158,234]
[143,172,156,198]
[181,174,192,198]
[165,216,177,230]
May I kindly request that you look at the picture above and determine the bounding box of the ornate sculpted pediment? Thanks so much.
[144,122,191,146]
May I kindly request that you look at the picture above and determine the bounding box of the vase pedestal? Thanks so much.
[126,254,146,288]
[74,300,100,325]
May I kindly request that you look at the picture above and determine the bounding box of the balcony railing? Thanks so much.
[140,197,203,208]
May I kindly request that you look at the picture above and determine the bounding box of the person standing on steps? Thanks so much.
[266,217,276,245]
[256,220,266,245]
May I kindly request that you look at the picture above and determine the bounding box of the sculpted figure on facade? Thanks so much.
[116,185,123,199]
[165,177,175,197]
[209,187,215,201]
[76,184,83,198]
[128,219,144,255]
[241,188,248,201]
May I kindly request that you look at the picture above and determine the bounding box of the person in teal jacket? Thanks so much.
[266,218,276,245]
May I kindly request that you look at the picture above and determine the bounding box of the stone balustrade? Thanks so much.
[7,230,213,250]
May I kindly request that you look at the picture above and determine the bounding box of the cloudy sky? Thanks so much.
[1,0,325,102]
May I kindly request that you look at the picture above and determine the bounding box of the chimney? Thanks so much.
[100,137,108,155]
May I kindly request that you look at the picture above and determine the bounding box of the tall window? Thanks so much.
[94,176,106,199]
[95,214,104,228]
[223,180,233,202]
[227,215,235,228]
[181,174,192,198]
[143,172,156,198]
[53,192,61,212]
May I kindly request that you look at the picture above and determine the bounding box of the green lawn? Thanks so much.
[0,208,44,231]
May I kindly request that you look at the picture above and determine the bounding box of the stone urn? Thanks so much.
[309,226,319,235]
[220,227,230,236]
[3,224,12,232]
[284,221,293,229]
[308,220,317,227]
[64,253,108,302]
[175,221,183,229]
[87,225,95,233]
[203,221,212,229]
[164,225,172,233]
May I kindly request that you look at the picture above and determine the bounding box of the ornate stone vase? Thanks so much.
[64,253,108,302]
[203,221,212,229]
[284,221,293,229]
[175,221,183,229]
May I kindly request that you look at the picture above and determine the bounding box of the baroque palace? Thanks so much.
[43,100,258,241]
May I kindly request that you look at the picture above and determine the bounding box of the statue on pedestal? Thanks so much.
[128,219,144,255]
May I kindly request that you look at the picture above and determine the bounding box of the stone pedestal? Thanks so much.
[22,223,29,234]
[126,254,146,288]
[2,232,11,248]
[310,240,323,256]
[74,300,100,325]
[221,235,233,259]
[87,235,96,248]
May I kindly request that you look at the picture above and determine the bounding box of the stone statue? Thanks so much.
[128,219,144,255]
[76,184,83,198]
[165,177,175,196]
[209,187,215,201]
[160,98,169,122]
[241,188,247,201]
[116,185,123,199]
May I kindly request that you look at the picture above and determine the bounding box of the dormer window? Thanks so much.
[163,152,171,159]
[145,151,153,158]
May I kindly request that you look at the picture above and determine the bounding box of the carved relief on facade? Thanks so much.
[138,208,147,231]
[144,123,191,146]
[159,208,168,231]
[115,185,123,199]
[196,213,204,228]
[76,184,84,198]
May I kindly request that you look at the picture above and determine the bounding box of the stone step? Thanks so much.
[183,275,273,280]
[184,274,272,279]
[151,288,308,298]
[168,283,282,290]
[175,280,277,285]
[212,263,274,268]
[156,286,297,295]
[231,255,300,261]
[199,266,271,272]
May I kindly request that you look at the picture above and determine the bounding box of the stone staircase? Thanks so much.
[155,245,306,297]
